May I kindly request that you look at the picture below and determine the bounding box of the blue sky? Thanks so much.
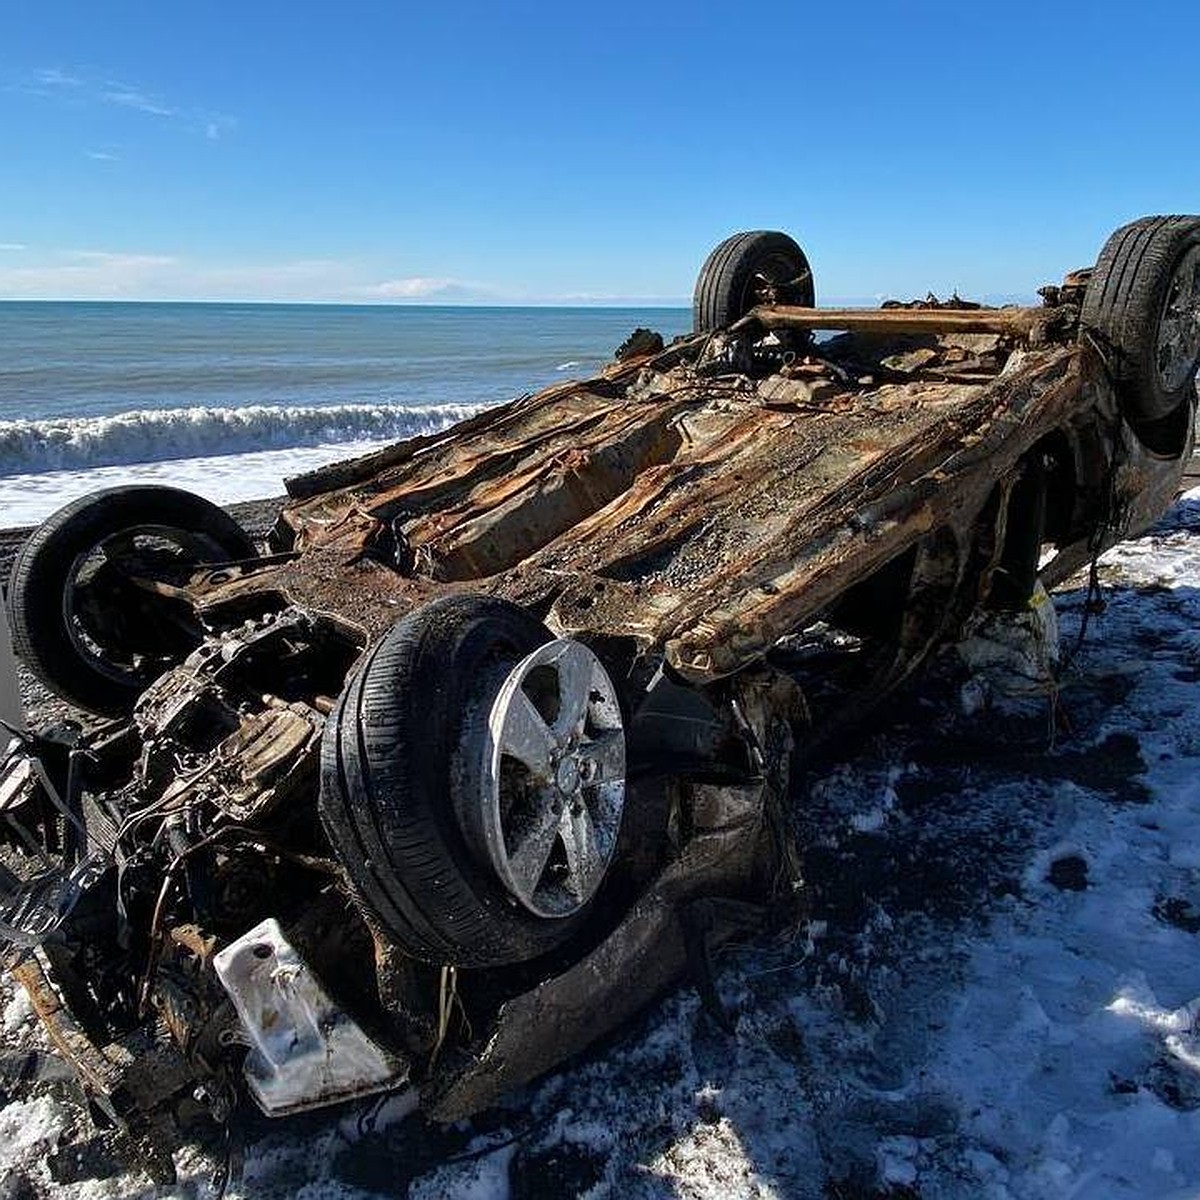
[2,1,1198,304]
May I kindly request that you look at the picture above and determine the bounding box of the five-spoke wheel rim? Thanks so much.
[481,639,625,918]
[1156,243,1200,392]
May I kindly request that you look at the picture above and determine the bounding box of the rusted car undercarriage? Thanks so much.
[1,218,1197,1177]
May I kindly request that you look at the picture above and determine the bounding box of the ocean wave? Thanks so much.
[556,360,583,371]
[0,402,485,477]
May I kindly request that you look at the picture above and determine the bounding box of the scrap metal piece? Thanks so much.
[0,739,104,949]
[213,918,409,1116]
[738,303,1072,340]
[428,774,778,1122]
[6,950,128,1116]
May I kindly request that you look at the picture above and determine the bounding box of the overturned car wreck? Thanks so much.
[1,217,1198,1177]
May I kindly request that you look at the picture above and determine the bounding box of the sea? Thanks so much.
[0,302,691,527]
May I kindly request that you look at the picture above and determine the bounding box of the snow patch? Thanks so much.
[0,1094,66,1157]
[2,986,32,1033]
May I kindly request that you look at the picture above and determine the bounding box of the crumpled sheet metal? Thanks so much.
[658,348,1093,679]
[429,668,800,1121]
[198,335,1150,691]
[428,777,776,1123]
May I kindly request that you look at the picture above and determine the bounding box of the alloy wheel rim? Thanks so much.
[1155,244,1200,392]
[480,639,626,918]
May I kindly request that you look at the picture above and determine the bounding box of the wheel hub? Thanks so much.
[481,639,626,919]
[1156,244,1200,391]
[554,756,581,795]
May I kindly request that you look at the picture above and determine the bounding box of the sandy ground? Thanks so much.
[0,478,1199,1198]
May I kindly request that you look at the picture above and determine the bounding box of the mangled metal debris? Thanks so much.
[214,918,408,1116]
[0,217,1197,1177]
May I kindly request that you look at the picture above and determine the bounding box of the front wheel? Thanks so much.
[318,595,629,968]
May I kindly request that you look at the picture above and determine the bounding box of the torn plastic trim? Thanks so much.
[213,917,411,1117]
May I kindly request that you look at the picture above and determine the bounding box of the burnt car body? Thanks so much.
[1,218,1197,1177]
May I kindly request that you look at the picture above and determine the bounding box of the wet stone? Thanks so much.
[510,1141,606,1199]
[614,327,664,360]
[47,1137,123,1186]
[0,1171,36,1200]
[1152,896,1200,933]
[1047,855,1089,891]
[880,347,939,374]
[1145,1055,1200,1111]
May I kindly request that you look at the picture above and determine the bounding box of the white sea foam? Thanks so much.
[0,439,397,526]
[0,401,483,476]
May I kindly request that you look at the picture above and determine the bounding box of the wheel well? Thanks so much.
[1041,431,1077,547]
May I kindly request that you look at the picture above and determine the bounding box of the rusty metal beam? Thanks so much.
[737,304,1056,339]
[6,952,127,1102]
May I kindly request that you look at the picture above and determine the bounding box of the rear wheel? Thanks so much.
[1080,216,1200,443]
[693,231,814,334]
[5,486,256,715]
[319,595,629,968]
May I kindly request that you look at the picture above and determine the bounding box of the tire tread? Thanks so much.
[318,595,596,968]
[1080,215,1200,426]
[5,486,255,714]
[693,231,814,333]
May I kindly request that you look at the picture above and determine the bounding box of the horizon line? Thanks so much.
[0,296,696,309]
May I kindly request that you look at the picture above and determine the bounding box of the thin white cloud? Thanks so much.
[86,149,120,162]
[35,68,81,88]
[0,251,686,305]
[193,260,353,292]
[18,68,234,141]
[0,252,356,301]
[100,85,177,117]
[0,250,181,298]
[66,250,176,265]
[371,277,464,298]
[365,277,512,303]
[0,243,26,252]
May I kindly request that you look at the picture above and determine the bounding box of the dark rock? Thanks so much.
[0,1170,36,1200]
[1048,855,1089,891]
[615,328,664,360]
[1153,896,1200,933]
[511,1141,605,1200]
[47,1136,123,1185]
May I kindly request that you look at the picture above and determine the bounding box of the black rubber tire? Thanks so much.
[319,595,606,969]
[693,231,814,334]
[1080,215,1200,424]
[5,486,256,715]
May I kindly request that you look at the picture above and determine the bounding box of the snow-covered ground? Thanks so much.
[1,488,1198,1199]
